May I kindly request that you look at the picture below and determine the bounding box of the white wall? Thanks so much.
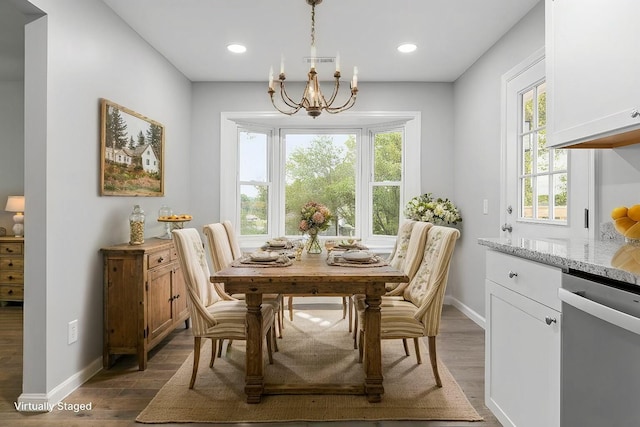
[190,81,454,230]
[450,1,546,322]
[21,0,192,402]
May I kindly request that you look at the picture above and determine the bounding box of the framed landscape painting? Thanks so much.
[100,98,165,196]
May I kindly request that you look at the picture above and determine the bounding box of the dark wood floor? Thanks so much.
[0,301,502,426]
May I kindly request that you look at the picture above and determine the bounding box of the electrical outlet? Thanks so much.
[68,319,78,344]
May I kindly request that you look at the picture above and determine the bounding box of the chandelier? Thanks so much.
[268,0,358,118]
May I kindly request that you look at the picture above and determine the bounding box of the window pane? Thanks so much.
[553,147,567,171]
[522,89,534,132]
[537,82,546,128]
[536,175,549,219]
[374,131,402,181]
[239,131,267,182]
[522,177,533,219]
[536,132,549,172]
[372,186,400,236]
[522,133,533,175]
[553,173,567,220]
[240,184,268,235]
[283,133,356,236]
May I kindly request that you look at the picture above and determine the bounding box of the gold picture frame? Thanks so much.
[100,98,165,196]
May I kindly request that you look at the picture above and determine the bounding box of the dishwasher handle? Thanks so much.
[559,288,640,336]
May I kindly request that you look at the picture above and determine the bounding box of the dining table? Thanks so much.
[211,249,409,404]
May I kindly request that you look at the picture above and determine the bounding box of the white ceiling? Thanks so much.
[101,0,540,83]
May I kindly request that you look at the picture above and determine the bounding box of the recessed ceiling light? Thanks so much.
[397,43,417,53]
[227,44,247,54]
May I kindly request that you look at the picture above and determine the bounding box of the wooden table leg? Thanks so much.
[364,293,384,402]
[244,293,264,403]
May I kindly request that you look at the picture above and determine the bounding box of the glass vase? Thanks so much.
[307,229,322,254]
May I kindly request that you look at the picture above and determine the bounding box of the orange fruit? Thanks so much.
[628,204,640,222]
[611,206,628,220]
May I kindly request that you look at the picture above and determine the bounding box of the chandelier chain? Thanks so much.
[311,2,315,49]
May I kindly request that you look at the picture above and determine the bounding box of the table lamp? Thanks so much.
[5,196,25,237]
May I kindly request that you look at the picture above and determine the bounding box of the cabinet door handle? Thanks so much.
[508,271,518,278]
[545,316,557,325]
[631,109,640,118]
[5,248,13,253]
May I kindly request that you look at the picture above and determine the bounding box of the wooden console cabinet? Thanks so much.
[102,238,189,370]
[0,236,24,302]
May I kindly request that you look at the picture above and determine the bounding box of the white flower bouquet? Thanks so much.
[405,193,462,225]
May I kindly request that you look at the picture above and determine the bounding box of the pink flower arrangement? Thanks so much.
[299,201,333,233]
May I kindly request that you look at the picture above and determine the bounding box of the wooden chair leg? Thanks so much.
[341,296,347,319]
[217,339,224,357]
[352,299,359,348]
[280,303,285,332]
[266,330,274,364]
[190,337,202,389]
[348,296,353,332]
[288,296,294,321]
[272,322,279,352]
[414,337,422,364]
[209,339,217,368]
[428,336,442,387]
[402,338,410,356]
[358,330,365,363]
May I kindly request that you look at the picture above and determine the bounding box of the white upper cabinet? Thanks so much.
[546,0,640,148]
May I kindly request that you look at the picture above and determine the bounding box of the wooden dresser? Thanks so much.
[101,238,189,370]
[0,236,24,303]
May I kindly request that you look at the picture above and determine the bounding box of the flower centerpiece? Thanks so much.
[299,201,333,254]
[405,193,462,226]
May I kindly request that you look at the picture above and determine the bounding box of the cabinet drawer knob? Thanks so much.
[8,262,13,266]
[545,316,557,325]
[8,289,13,295]
[5,248,13,253]
[631,109,640,118]
[7,275,14,280]
[157,257,164,263]
[508,271,518,278]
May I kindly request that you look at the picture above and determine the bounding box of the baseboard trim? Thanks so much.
[17,356,103,412]
[444,295,486,329]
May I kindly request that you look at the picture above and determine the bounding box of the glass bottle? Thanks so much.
[129,205,146,245]
[158,204,173,239]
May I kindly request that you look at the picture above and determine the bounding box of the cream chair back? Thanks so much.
[172,228,220,335]
[203,223,237,301]
[404,225,460,336]
[402,221,432,280]
[203,223,234,271]
[223,220,242,260]
[387,220,417,270]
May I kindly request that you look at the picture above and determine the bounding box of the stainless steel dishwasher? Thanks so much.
[559,271,640,427]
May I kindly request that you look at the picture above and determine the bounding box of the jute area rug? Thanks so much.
[136,307,482,424]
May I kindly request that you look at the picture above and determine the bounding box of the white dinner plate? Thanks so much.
[342,250,372,262]
[250,252,280,262]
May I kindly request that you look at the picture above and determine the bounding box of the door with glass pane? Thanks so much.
[503,54,592,239]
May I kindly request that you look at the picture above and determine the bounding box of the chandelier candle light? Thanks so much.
[268,0,358,118]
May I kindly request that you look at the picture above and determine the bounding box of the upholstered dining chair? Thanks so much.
[172,228,276,389]
[203,222,284,339]
[355,225,460,387]
[352,221,432,347]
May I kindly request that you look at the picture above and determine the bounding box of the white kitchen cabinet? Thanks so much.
[546,0,640,148]
[485,250,561,427]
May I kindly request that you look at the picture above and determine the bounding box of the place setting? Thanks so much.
[328,248,387,267]
[233,250,293,267]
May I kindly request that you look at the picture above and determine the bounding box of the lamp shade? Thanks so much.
[5,196,25,213]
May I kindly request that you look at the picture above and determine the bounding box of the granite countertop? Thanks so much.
[478,235,640,286]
